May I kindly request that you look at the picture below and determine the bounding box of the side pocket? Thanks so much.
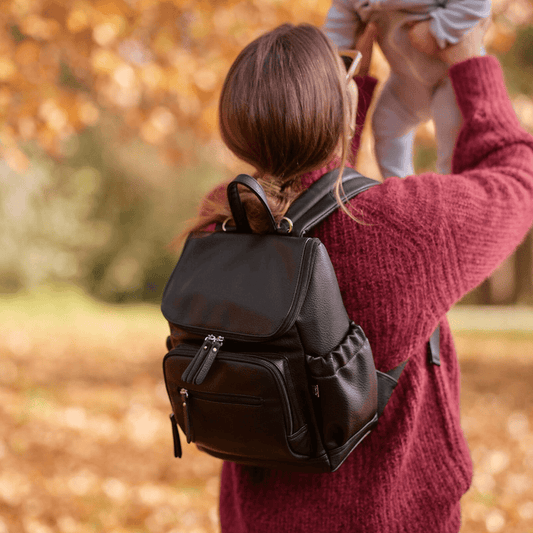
[287,424,312,457]
[305,323,378,451]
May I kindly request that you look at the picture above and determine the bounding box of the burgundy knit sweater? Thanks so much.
[217,56,533,532]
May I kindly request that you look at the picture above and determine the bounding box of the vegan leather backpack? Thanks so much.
[161,168,438,473]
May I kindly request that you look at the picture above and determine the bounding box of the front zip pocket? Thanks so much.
[181,388,263,407]
[178,386,262,445]
[163,343,312,461]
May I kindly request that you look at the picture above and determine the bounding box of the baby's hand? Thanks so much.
[407,20,439,56]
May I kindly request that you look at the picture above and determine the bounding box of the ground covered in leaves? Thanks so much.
[0,287,532,533]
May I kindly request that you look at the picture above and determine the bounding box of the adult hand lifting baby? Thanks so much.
[408,16,491,66]
[407,20,440,56]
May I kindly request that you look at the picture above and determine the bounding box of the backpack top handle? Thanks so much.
[227,174,278,233]
[226,169,379,235]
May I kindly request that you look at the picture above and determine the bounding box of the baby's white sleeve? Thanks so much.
[430,0,492,49]
[323,0,362,49]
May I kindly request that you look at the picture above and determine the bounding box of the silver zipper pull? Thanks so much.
[181,335,214,384]
[194,335,224,385]
[180,388,192,443]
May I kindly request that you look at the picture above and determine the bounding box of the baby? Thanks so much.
[325,0,492,178]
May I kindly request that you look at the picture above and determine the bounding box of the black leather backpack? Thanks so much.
[161,168,413,473]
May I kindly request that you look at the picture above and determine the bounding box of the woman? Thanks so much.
[179,19,533,533]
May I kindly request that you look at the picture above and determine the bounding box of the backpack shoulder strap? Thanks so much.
[283,167,379,236]
[285,169,441,366]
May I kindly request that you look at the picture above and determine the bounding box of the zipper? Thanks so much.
[178,387,262,444]
[169,346,295,435]
[180,388,192,443]
[194,335,223,384]
[181,335,224,385]
[185,389,262,406]
[231,354,294,433]
[181,336,212,383]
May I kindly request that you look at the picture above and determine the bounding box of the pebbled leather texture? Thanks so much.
[306,323,378,451]
[296,242,350,356]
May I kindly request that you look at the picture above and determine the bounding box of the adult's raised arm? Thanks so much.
[350,20,533,334]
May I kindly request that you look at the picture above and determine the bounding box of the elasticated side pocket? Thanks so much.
[305,322,378,451]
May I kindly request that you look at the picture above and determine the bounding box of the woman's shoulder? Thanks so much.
[348,173,446,228]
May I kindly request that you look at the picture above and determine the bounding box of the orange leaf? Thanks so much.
[15,41,41,66]
[94,0,127,17]
[91,49,121,74]
[0,88,11,109]
[67,8,90,33]
[0,58,16,81]
[4,146,30,173]
[20,15,61,40]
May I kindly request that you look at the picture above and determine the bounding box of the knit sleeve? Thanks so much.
[362,56,533,323]
[442,56,533,303]
[350,75,378,161]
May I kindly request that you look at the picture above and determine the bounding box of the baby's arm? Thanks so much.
[430,0,491,49]
[324,0,363,49]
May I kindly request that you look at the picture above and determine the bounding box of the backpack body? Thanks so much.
[161,169,407,473]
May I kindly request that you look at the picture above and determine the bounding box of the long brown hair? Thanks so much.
[184,23,355,237]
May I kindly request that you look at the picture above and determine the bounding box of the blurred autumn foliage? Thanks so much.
[0,0,332,172]
[1,0,533,170]
[1,5,533,532]
[1,0,533,304]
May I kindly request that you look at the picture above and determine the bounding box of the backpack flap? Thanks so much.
[161,231,318,341]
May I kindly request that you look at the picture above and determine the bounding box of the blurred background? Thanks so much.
[0,0,532,532]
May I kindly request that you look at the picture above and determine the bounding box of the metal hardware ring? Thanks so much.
[221,217,231,232]
[278,217,293,234]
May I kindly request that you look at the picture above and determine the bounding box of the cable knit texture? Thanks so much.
[216,56,533,532]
